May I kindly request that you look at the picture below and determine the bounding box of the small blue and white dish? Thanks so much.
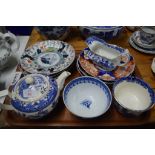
[113,76,155,116]
[79,26,124,40]
[139,26,155,45]
[63,76,112,118]
[129,35,155,54]
[132,31,155,50]
[35,26,70,40]
[85,36,130,71]
[0,71,70,119]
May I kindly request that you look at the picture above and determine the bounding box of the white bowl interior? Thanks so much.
[114,81,151,111]
[65,81,110,118]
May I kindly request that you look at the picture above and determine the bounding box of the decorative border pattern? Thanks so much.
[63,76,112,117]
[20,40,75,75]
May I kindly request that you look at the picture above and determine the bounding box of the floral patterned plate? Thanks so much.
[20,40,75,75]
[78,49,135,82]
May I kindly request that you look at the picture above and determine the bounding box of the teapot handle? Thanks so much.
[0,89,14,111]
[3,31,20,52]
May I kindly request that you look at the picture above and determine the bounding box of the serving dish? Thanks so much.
[20,40,75,75]
[79,26,124,40]
[79,49,135,82]
[0,71,70,119]
[113,77,155,116]
[63,76,112,118]
[85,36,130,71]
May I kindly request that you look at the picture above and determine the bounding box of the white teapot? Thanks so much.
[0,31,20,69]
[0,71,71,119]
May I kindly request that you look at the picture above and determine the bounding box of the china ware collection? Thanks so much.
[0,26,155,120]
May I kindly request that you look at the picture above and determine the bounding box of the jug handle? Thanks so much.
[3,31,20,52]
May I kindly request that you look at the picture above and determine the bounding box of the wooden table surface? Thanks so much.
[1,27,155,128]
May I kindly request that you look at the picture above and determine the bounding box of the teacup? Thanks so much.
[139,26,155,45]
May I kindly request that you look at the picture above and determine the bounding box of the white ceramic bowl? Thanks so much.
[63,76,112,118]
[113,77,155,116]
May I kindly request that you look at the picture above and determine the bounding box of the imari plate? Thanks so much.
[20,40,75,75]
[78,50,135,82]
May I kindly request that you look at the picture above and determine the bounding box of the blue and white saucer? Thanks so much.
[20,40,75,75]
[129,35,155,54]
[132,31,155,50]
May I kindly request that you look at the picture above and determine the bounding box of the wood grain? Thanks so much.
[2,27,155,128]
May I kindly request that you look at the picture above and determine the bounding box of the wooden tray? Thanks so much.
[2,27,155,127]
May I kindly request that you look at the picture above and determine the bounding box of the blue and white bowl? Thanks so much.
[113,77,155,116]
[79,26,124,40]
[63,76,112,118]
[35,26,70,40]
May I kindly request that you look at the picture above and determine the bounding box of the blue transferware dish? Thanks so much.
[129,35,155,54]
[85,36,130,71]
[35,26,70,40]
[139,26,155,45]
[0,71,70,119]
[132,31,155,50]
[63,76,112,118]
[79,26,124,40]
[113,76,155,116]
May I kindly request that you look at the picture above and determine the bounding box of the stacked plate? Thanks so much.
[20,40,75,76]
[129,31,155,54]
[76,48,135,85]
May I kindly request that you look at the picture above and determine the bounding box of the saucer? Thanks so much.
[78,50,135,82]
[20,40,75,75]
[129,36,155,54]
[132,31,155,49]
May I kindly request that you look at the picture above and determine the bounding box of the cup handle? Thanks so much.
[0,89,14,111]
[3,31,20,52]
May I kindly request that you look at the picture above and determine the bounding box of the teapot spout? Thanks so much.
[56,71,71,91]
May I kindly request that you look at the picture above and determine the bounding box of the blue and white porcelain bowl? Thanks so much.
[0,71,70,119]
[113,77,155,116]
[35,26,70,40]
[79,26,124,40]
[63,76,112,118]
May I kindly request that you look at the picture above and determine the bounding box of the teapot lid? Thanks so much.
[11,74,58,113]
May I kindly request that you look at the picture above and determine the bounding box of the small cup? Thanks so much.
[139,26,155,45]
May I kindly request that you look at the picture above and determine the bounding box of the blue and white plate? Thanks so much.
[20,40,75,75]
[129,34,155,54]
[63,76,112,118]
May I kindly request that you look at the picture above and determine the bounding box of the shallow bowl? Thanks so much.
[63,76,112,118]
[113,77,155,116]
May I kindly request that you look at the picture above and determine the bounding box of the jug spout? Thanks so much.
[56,71,71,91]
